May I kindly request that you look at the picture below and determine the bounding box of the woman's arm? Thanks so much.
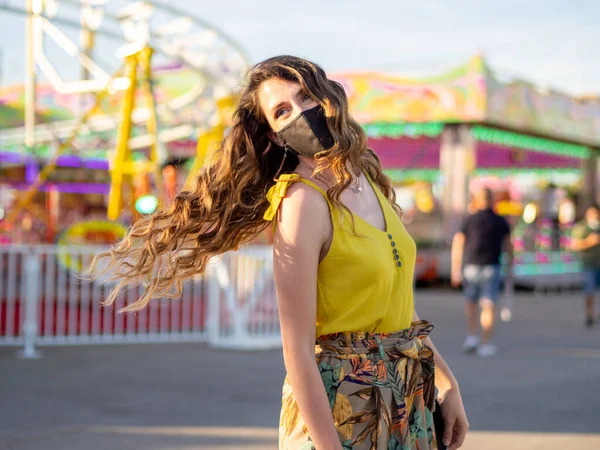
[273,183,342,450]
[414,311,469,450]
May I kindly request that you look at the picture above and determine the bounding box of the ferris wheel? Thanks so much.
[0,0,249,222]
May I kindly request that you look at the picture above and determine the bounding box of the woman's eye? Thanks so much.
[302,94,311,102]
[275,108,287,119]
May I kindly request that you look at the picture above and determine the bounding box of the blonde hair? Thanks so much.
[89,55,400,312]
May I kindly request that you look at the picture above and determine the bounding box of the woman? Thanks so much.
[91,55,468,450]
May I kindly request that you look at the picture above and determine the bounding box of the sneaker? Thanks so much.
[477,343,497,358]
[586,317,594,328]
[462,335,480,353]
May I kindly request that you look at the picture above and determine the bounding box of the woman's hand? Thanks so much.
[438,386,469,450]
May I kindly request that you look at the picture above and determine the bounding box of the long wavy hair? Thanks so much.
[89,55,400,312]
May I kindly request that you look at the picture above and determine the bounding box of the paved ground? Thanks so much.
[1,288,600,450]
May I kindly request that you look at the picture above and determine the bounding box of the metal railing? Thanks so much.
[206,247,280,350]
[0,244,280,357]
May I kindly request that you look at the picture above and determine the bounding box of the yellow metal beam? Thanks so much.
[184,95,237,190]
[184,124,224,190]
[107,54,138,221]
[139,45,164,206]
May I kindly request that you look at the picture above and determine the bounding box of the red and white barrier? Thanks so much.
[0,244,280,357]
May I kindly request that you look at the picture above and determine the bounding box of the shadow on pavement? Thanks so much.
[1,289,599,450]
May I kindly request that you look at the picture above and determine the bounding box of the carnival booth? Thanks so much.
[332,55,600,286]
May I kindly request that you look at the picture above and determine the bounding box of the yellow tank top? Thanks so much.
[264,173,416,337]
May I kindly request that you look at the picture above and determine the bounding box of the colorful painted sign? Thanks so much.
[56,220,127,272]
[331,55,487,124]
[486,76,600,147]
[332,54,600,147]
[57,220,126,245]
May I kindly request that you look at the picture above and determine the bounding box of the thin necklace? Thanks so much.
[298,162,363,194]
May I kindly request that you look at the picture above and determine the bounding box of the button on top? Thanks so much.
[386,233,400,268]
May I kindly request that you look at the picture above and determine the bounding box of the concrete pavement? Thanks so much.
[1,288,600,450]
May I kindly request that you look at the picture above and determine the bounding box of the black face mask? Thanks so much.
[277,105,335,157]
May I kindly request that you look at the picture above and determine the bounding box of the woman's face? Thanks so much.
[257,78,319,146]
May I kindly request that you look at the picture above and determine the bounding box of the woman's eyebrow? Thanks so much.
[270,87,304,116]
[270,101,286,116]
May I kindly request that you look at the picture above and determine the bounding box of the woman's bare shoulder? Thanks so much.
[276,181,330,242]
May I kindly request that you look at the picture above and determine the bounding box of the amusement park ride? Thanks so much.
[0,0,246,237]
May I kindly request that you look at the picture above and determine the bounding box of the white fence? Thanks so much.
[0,244,280,357]
[207,248,281,349]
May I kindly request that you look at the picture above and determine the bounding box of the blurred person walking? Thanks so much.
[451,188,512,358]
[89,56,467,450]
[571,204,600,327]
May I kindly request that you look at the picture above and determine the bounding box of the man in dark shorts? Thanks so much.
[451,188,512,357]
[571,204,600,327]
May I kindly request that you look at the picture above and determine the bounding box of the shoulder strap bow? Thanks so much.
[263,173,302,221]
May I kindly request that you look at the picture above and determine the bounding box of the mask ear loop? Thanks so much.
[273,144,291,180]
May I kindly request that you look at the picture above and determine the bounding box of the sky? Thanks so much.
[0,0,599,95]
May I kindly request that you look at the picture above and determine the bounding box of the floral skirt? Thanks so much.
[279,321,439,450]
